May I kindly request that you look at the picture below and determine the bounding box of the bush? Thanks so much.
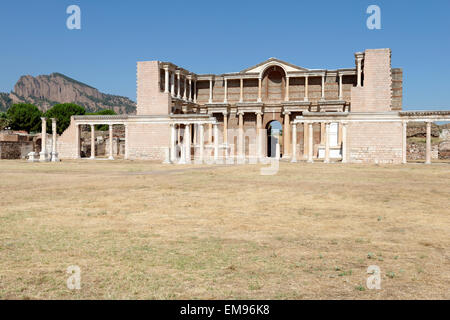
[44,103,85,134]
[87,109,117,131]
[6,103,42,133]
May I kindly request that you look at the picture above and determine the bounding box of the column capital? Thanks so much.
[41,117,47,121]
[255,111,263,115]
[282,111,291,115]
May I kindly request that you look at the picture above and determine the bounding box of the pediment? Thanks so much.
[241,58,308,74]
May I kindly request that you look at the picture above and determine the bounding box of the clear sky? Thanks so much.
[0,0,449,110]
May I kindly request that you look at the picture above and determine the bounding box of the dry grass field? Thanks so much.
[0,160,449,299]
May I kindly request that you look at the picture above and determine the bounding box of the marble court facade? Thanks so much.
[55,48,450,164]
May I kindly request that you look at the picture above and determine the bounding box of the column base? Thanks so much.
[307,159,314,163]
[39,152,49,162]
[51,152,59,162]
[290,157,297,163]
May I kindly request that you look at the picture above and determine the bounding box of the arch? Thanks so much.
[258,62,288,80]
[266,120,282,158]
[261,65,287,103]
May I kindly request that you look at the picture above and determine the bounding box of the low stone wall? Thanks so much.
[0,141,34,159]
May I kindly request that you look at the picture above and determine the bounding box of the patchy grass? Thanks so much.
[0,160,449,299]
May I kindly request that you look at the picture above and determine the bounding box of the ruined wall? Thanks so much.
[137,61,171,115]
[0,141,34,159]
[127,122,170,160]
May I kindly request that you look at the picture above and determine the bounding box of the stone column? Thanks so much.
[176,72,181,99]
[170,72,175,97]
[183,76,187,100]
[339,73,343,100]
[283,111,290,159]
[425,121,432,164]
[184,124,191,164]
[238,112,244,162]
[108,124,114,160]
[193,80,197,103]
[223,112,228,145]
[40,117,47,161]
[307,122,314,163]
[303,122,309,159]
[124,124,129,160]
[239,78,244,102]
[324,122,330,163]
[188,78,192,102]
[213,123,219,162]
[402,121,407,164]
[321,75,325,100]
[291,123,297,163]
[320,123,325,144]
[209,78,213,103]
[341,122,348,163]
[256,112,262,160]
[199,123,204,163]
[51,118,58,162]
[356,54,363,87]
[304,75,309,102]
[75,124,81,159]
[257,77,262,102]
[170,124,176,163]
[164,67,169,93]
[224,79,228,103]
[285,76,290,102]
[90,124,95,159]
[208,123,213,143]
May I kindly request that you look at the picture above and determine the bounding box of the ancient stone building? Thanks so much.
[56,48,450,164]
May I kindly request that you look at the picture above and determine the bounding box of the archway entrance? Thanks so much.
[266,120,282,158]
[262,65,287,102]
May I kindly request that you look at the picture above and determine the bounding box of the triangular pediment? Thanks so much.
[241,58,308,74]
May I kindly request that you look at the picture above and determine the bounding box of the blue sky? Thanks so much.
[0,0,449,110]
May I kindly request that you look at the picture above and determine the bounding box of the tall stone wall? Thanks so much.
[127,122,170,160]
[347,121,402,164]
[137,61,171,115]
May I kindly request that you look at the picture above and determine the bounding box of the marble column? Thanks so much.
[257,77,262,102]
[321,75,325,100]
[39,117,48,161]
[356,55,363,87]
[239,78,244,103]
[303,122,309,159]
[51,118,58,162]
[188,78,192,102]
[208,123,213,143]
[183,77,187,100]
[224,79,228,103]
[307,122,314,163]
[304,75,309,102]
[170,72,175,97]
[339,74,343,100]
[177,72,181,99]
[164,68,170,93]
[256,112,262,160]
[124,124,129,160]
[285,76,290,102]
[199,123,204,163]
[324,122,330,163]
[213,123,219,162]
[193,80,197,103]
[223,112,228,145]
[184,124,191,164]
[170,124,176,163]
[341,122,348,163]
[283,112,290,159]
[425,121,432,164]
[209,78,213,103]
[90,124,95,159]
[238,112,244,161]
[291,123,297,163]
[402,121,407,164]
[75,124,81,159]
[108,124,114,160]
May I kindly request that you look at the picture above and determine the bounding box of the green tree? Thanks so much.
[87,109,117,131]
[6,103,42,133]
[0,112,11,130]
[44,103,85,134]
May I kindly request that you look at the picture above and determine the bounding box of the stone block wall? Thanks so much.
[0,141,34,159]
[137,61,171,115]
[347,121,402,164]
[127,122,170,160]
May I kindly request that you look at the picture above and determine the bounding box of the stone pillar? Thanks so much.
[324,122,330,163]
[223,112,228,145]
[124,124,129,160]
[320,123,325,144]
[209,78,213,103]
[164,67,170,93]
[184,124,191,164]
[224,79,228,103]
[75,124,81,159]
[283,112,290,159]
[177,72,181,99]
[170,124,176,163]
[356,54,363,87]
[339,73,343,100]
[193,80,197,103]
[170,72,175,97]
[256,112,262,160]
[199,123,204,163]
[321,75,325,100]
[188,78,192,102]
[40,117,48,161]
[257,77,262,102]
[238,112,244,161]
[213,123,219,162]
[108,124,114,160]
[307,122,314,163]
[208,123,213,143]
[425,121,432,164]
[402,121,407,164]
[303,122,309,159]
[342,122,348,163]
[50,118,58,162]
[304,75,309,102]
[183,77,187,100]
[285,76,290,102]
[90,124,95,159]
[239,78,244,102]
[291,123,297,163]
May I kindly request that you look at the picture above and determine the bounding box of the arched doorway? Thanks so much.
[266,120,282,158]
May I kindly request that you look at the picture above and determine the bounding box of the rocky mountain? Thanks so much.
[0,73,136,114]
